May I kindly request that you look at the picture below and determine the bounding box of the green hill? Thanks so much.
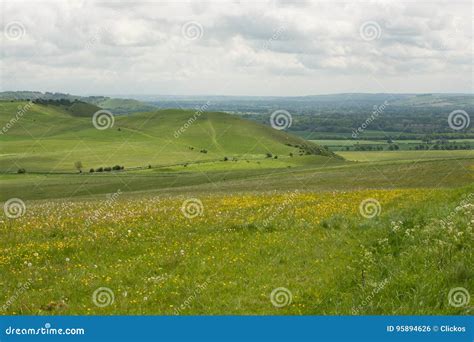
[0,101,337,173]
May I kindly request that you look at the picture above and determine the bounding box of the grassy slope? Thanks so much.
[0,101,334,173]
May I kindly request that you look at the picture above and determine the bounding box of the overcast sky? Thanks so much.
[0,0,472,96]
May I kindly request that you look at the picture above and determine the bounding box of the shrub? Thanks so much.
[104,167,112,172]
[89,168,95,173]
[96,167,103,172]
[112,165,121,171]
[223,157,228,161]
[17,168,26,174]
[266,153,273,158]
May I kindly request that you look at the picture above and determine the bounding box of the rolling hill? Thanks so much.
[0,101,337,173]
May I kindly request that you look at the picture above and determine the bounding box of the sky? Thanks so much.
[0,0,472,96]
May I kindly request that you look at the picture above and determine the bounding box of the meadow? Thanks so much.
[0,100,472,315]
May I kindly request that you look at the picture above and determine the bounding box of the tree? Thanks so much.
[74,161,83,173]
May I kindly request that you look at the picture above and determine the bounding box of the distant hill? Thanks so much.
[0,100,337,172]
[0,91,155,114]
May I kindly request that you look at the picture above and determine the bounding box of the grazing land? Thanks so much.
[0,99,472,315]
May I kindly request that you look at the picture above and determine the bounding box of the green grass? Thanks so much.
[0,100,472,316]
[0,101,333,173]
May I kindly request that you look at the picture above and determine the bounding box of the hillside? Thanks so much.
[0,101,337,173]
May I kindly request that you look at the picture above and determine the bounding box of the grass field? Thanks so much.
[0,101,472,315]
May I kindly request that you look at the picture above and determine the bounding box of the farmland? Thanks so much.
[0,99,472,315]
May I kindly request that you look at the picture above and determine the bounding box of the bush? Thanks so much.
[104,167,112,172]
[112,165,121,171]
[96,167,103,172]
[89,168,95,173]
[223,157,228,161]
[17,168,26,174]
[200,149,208,154]
[266,153,273,158]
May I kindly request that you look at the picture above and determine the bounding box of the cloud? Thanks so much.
[0,0,471,95]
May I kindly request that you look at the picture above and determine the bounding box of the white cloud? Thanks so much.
[0,0,472,95]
